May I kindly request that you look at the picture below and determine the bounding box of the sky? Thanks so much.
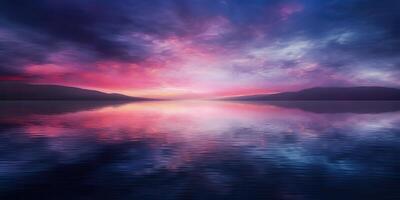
[0,0,399,98]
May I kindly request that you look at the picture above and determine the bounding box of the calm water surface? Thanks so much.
[0,101,399,200]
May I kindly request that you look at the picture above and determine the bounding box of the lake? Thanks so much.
[0,100,399,200]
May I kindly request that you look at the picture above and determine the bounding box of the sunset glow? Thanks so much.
[0,0,399,98]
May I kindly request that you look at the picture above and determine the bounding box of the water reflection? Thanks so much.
[0,101,399,200]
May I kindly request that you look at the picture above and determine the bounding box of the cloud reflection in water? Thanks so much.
[0,101,399,199]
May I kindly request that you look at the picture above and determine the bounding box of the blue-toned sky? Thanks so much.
[0,0,399,98]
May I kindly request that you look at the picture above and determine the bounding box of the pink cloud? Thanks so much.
[279,2,303,20]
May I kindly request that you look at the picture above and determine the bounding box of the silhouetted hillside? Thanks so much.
[0,82,149,100]
[226,87,400,101]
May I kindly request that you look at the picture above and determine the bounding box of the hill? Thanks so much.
[225,87,400,101]
[0,82,149,101]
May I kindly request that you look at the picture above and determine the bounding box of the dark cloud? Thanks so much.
[0,0,155,64]
[0,29,48,76]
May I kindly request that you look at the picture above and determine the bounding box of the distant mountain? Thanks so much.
[225,87,400,101]
[0,82,149,101]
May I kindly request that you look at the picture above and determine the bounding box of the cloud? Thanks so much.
[0,0,399,97]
